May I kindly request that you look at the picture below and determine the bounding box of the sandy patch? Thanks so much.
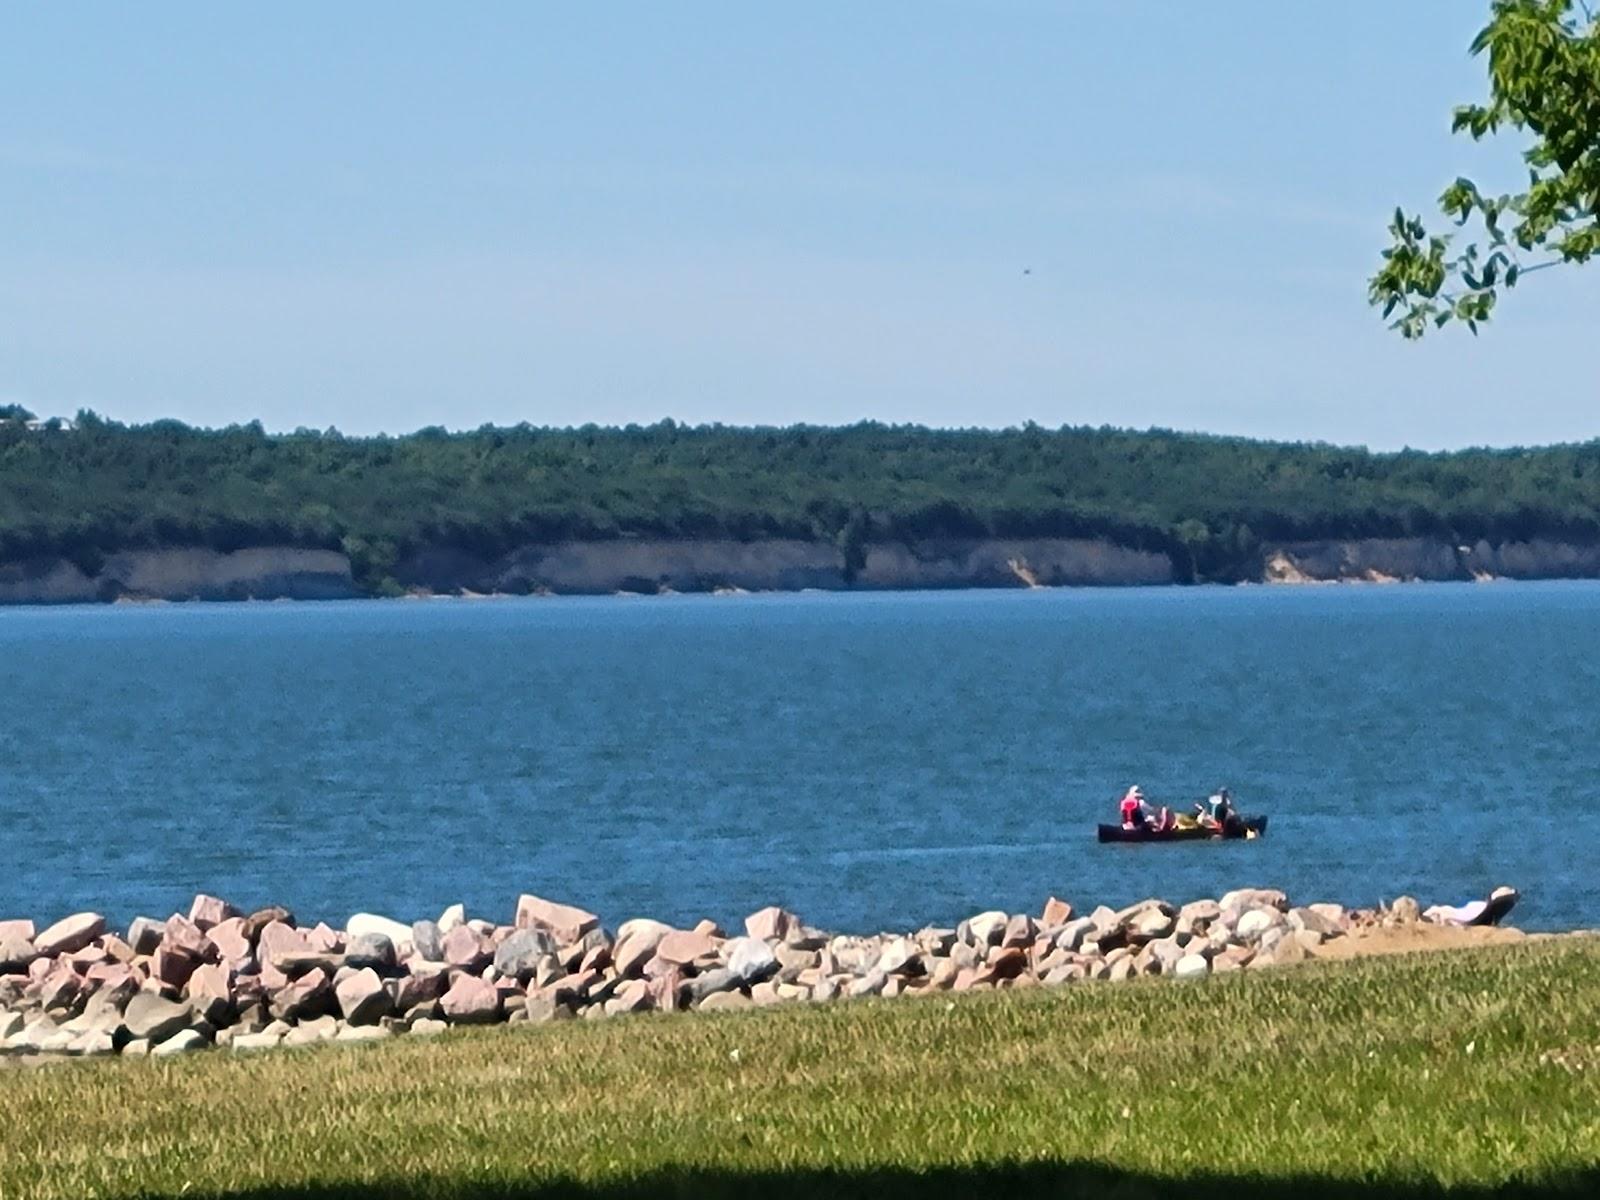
[1313,922,1550,961]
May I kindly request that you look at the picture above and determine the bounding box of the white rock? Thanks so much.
[67,1030,117,1057]
[1174,954,1211,979]
[152,1029,208,1057]
[725,937,778,983]
[877,937,919,975]
[1236,909,1281,939]
[1221,888,1288,912]
[230,1030,284,1052]
[335,1023,392,1044]
[12,1017,72,1052]
[0,1010,22,1041]
[409,1017,448,1037]
[966,911,1009,946]
[437,904,466,933]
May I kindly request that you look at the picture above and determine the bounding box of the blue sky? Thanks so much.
[2,2,1594,449]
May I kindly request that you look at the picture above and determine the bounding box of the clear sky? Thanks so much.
[3,2,1594,449]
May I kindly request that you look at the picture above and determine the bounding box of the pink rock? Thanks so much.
[187,894,240,931]
[67,943,112,969]
[1001,915,1037,949]
[269,968,333,1022]
[492,977,523,1006]
[654,929,716,966]
[259,960,290,991]
[232,974,268,1010]
[552,967,599,1004]
[185,963,234,1025]
[242,906,295,942]
[335,967,390,1025]
[440,973,501,1024]
[646,966,685,1011]
[0,919,35,943]
[389,968,448,1012]
[162,915,211,962]
[953,966,994,992]
[692,919,725,938]
[608,979,653,1014]
[1041,897,1073,927]
[34,912,107,956]
[39,966,81,1011]
[579,944,612,973]
[744,906,798,942]
[85,965,139,1011]
[85,961,134,987]
[206,918,253,967]
[514,894,600,945]
[101,934,136,964]
[151,947,197,989]
[257,921,311,966]
[442,925,490,971]
[27,957,54,982]
[613,928,667,978]
[126,917,165,956]
[306,923,343,953]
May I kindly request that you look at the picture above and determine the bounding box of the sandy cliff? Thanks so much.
[1260,537,1600,585]
[394,536,1175,594]
[0,548,356,605]
[4,534,1600,604]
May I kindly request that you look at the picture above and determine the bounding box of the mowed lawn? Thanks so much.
[4,939,1600,1199]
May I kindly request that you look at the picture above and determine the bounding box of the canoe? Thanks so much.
[1097,815,1268,844]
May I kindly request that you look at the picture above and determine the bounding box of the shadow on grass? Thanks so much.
[158,1160,1600,1200]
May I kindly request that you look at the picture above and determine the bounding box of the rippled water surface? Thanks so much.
[2,583,1595,932]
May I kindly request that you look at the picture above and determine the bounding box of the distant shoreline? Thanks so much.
[4,533,1600,607]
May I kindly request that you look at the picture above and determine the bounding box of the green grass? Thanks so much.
[4,941,1600,1199]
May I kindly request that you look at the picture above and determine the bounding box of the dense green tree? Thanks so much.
[2,416,1599,592]
[1371,0,1600,336]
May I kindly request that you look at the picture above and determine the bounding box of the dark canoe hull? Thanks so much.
[1097,816,1268,844]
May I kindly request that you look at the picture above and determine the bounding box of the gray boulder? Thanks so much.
[848,969,888,997]
[686,968,740,1002]
[123,993,194,1043]
[410,919,444,963]
[524,991,575,1024]
[493,928,559,980]
[344,932,397,972]
[1288,907,1340,937]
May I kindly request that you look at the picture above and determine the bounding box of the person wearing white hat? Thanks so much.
[1119,785,1152,831]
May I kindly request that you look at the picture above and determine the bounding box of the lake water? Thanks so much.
[1,583,1594,934]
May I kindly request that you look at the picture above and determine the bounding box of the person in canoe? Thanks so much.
[1197,787,1238,833]
[1119,786,1172,832]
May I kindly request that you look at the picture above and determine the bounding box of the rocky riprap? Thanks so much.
[0,889,1493,1061]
